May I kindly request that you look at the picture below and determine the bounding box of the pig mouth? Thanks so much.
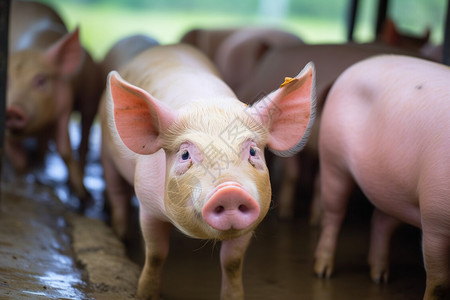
[202,181,260,232]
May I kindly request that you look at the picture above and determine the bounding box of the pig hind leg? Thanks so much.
[422,227,450,299]
[314,157,355,278]
[421,198,450,299]
[101,151,133,239]
[309,172,322,226]
[368,209,402,284]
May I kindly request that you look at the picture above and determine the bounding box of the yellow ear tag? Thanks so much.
[280,77,295,88]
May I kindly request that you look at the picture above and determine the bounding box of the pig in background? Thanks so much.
[7,0,103,204]
[181,27,303,90]
[378,18,443,62]
[314,55,450,300]
[100,43,315,299]
[100,34,159,83]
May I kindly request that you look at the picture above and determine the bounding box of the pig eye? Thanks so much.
[32,74,49,90]
[181,150,190,160]
[249,147,256,157]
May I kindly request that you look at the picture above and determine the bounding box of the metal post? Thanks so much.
[375,0,389,35]
[0,0,10,200]
[347,0,359,41]
[443,0,450,65]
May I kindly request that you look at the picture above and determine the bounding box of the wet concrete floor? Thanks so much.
[144,212,426,300]
[0,121,427,299]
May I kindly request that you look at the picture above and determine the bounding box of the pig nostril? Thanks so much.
[215,206,224,214]
[238,205,248,212]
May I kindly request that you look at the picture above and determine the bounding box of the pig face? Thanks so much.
[162,103,272,240]
[7,51,58,136]
[6,29,83,137]
[107,62,315,240]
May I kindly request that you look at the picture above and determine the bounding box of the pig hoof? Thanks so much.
[314,259,334,278]
[370,267,389,284]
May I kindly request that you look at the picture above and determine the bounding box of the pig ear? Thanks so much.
[107,71,176,155]
[247,62,316,157]
[45,27,84,77]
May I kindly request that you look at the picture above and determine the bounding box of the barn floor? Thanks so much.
[0,124,427,300]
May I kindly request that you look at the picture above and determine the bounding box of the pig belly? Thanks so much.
[353,166,422,228]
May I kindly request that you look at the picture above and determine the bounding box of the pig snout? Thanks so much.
[6,106,28,130]
[202,182,260,231]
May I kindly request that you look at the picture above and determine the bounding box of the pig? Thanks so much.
[314,55,450,300]
[213,27,303,91]
[7,0,103,202]
[181,27,303,91]
[101,34,159,81]
[180,27,237,60]
[100,44,315,299]
[378,18,430,52]
[236,43,423,221]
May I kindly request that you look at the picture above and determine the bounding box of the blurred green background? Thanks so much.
[36,0,447,60]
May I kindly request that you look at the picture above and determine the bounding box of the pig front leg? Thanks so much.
[220,232,253,300]
[368,209,402,284]
[314,159,355,278]
[5,138,28,172]
[55,110,88,202]
[137,213,172,300]
[78,90,100,169]
[78,109,94,169]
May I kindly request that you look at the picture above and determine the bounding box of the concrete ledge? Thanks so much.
[68,213,141,299]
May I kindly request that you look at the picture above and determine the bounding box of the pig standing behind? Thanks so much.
[7,0,103,202]
[100,44,315,299]
[314,55,449,299]
[101,34,159,82]
[181,27,303,91]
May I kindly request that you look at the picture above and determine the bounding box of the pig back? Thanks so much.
[10,0,67,52]
[115,44,236,109]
